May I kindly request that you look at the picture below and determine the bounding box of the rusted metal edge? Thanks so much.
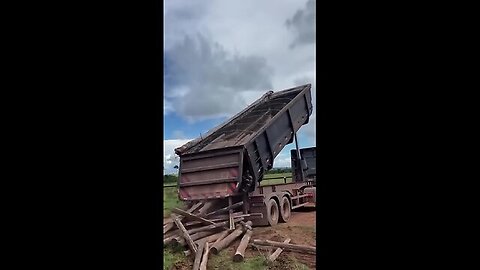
[175,90,275,155]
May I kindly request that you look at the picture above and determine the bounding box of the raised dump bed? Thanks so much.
[175,84,313,201]
[291,147,316,182]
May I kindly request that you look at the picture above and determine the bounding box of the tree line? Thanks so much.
[163,167,291,184]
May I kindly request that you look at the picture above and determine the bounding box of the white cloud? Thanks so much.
[164,0,316,152]
[163,139,192,174]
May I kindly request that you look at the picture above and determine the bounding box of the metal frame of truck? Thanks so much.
[174,84,316,226]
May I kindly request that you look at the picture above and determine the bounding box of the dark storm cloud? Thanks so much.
[285,0,316,48]
[164,34,274,121]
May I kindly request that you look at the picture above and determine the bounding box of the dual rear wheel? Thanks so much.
[266,195,291,226]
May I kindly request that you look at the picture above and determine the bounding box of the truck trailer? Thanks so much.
[174,84,316,226]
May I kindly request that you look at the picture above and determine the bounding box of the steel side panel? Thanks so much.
[178,150,243,200]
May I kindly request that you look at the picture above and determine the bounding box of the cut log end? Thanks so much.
[210,247,219,255]
[233,254,244,262]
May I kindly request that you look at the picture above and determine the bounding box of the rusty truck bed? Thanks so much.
[175,84,313,201]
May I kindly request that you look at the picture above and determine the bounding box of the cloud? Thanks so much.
[164,0,316,146]
[163,139,192,174]
[273,152,292,168]
[285,0,316,48]
[172,130,187,139]
[164,34,274,122]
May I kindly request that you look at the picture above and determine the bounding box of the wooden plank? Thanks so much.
[172,208,216,226]
[252,239,315,254]
[233,229,253,262]
[193,240,205,270]
[172,215,197,253]
[199,241,210,270]
[268,238,291,262]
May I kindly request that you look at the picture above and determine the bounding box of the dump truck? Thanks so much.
[174,84,316,226]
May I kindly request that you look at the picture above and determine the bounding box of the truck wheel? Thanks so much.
[266,199,279,226]
[279,196,291,223]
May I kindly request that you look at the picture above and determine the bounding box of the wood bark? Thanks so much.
[210,221,252,255]
[193,229,233,245]
[239,221,252,231]
[233,229,253,262]
[252,239,316,254]
[199,241,210,270]
[197,201,216,217]
[172,215,197,253]
[211,230,230,246]
[176,229,222,246]
[193,240,205,270]
[268,238,291,262]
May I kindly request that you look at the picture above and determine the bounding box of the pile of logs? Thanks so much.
[163,201,258,270]
[163,201,316,270]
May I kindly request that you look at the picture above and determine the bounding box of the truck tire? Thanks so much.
[266,198,279,226]
[279,196,291,223]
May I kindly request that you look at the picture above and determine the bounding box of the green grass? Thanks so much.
[261,172,293,186]
[163,186,184,217]
[163,245,188,270]
[209,250,267,270]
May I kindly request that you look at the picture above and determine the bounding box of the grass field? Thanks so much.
[163,186,183,217]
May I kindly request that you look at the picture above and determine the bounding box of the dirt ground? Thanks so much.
[225,206,317,269]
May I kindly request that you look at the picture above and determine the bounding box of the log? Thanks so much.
[194,230,231,245]
[164,202,203,234]
[205,201,244,217]
[233,229,253,262]
[172,208,216,226]
[193,240,205,270]
[164,233,180,245]
[197,201,216,216]
[187,218,243,235]
[164,229,180,239]
[252,239,316,254]
[228,197,234,230]
[199,241,210,270]
[239,221,252,231]
[172,215,197,253]
[211,230,230,246]
[176,229,223,246]
[210,221,252,255]
[268,238,291,262]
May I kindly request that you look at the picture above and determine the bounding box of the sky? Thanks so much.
[163,0,316,174]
